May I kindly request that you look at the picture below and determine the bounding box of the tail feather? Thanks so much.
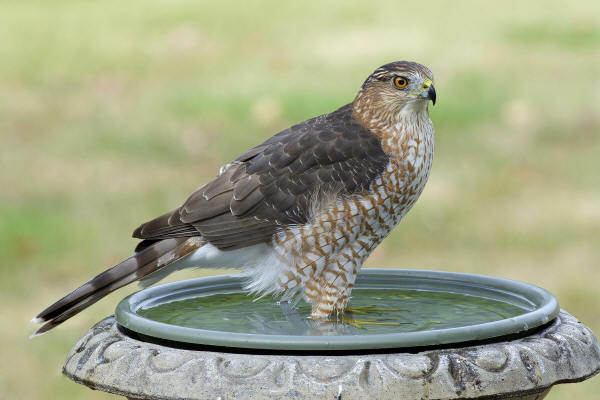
[31,237,203,336]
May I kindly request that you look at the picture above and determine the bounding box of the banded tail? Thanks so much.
[31,237,203,337]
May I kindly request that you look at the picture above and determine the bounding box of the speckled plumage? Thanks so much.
[33,61,436,334]
[271,101,434,317]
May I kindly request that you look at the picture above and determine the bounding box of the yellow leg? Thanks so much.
[326,313,410,329]
[316,305,409,329]
[344,304,408,315]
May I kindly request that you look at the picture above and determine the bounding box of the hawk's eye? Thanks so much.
[394,77,408,88]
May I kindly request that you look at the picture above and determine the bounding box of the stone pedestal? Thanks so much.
[63,311,600,399]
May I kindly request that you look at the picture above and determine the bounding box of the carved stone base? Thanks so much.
[64,311,599,399]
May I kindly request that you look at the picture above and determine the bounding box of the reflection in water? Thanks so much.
[247,301,360,336]
[137,289,527,336]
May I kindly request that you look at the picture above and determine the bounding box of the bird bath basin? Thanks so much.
[115,269,559,350]
[63,269,600,400]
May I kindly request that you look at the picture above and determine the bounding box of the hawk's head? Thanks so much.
[354,61,436,121]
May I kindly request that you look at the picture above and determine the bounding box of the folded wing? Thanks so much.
[133,104,390,250]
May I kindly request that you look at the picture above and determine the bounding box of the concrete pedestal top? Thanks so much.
[63,310,600,399]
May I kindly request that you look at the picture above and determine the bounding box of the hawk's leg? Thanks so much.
[304,236,372,319]
[310,285,352,319]
[309,265,359,319]
[344,304,409,314]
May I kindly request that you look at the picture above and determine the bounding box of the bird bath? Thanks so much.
[63,269,600,399]
[115,269,558,350]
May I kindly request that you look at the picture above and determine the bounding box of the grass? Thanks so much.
[1,0,599,398]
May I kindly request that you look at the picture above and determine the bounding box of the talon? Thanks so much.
[344,305,408,314]
[357,321,409,326]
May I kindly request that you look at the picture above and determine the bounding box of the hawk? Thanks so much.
[32,61,436,335]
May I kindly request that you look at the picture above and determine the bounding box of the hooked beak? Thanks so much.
[420,78,436,105]
[427,84,436,105]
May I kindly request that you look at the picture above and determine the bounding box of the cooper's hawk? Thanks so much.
[32,61,436,335]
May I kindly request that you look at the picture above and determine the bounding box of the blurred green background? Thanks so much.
[1,0,599,398]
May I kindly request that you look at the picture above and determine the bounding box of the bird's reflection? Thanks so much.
[247,301,361,336]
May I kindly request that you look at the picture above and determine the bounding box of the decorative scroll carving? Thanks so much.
[63,311,600,400]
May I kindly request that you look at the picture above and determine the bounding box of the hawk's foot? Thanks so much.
[344,304,409,315]
[327,313,410,330]
[332,304,409,329]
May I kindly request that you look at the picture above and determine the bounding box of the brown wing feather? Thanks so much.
[133,103,390,249]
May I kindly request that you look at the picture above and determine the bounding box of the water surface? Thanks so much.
[137,289,527,336]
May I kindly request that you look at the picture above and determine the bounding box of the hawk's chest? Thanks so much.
[269,114,433,287]
[365,115,434,229]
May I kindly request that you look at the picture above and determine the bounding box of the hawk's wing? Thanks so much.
[133,104,390,250]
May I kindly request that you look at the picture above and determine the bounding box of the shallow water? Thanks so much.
[137,289,527,336]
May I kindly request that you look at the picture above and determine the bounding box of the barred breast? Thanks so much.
[260,108,434,317]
